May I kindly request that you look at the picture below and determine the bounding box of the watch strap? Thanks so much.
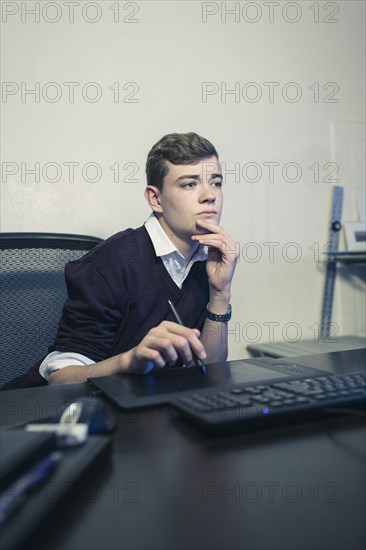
[206,303,232,323]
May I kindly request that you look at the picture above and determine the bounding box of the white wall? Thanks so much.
[1,0,365,359]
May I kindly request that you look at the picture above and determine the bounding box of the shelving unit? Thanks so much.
[247,186,366,358]
[326,252,366,264]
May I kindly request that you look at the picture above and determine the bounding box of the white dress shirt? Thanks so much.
[40,213,207,380]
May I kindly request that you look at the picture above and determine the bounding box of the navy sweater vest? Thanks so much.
[49,225,209,362]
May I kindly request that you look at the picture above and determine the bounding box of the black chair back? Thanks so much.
[0,233,103,389]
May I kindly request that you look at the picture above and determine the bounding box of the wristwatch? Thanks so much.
[206,303,232,323]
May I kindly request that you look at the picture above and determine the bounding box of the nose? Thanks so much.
[199,182,216,203]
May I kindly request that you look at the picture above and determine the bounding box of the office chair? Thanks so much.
[0,233,103,389]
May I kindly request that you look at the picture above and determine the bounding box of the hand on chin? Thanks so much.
[194,217,218,235]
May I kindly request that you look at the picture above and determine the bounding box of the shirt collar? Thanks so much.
[144,212,207,262]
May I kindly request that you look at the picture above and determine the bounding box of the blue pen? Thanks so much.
[0,452,61,525]
[168,300,207,375]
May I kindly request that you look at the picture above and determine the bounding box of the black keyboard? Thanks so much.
[173,371,366,431]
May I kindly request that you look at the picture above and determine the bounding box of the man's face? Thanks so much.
[152,156,223,246]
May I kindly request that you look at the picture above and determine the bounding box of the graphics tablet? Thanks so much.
[88,356,329,410]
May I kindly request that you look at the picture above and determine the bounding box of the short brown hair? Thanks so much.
[145,132,218,191]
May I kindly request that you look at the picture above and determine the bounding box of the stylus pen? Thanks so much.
[167,300,207,375]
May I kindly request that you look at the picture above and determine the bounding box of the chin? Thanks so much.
[194,224,211,235]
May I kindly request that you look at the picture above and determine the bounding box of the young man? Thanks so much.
[41,132,238,384]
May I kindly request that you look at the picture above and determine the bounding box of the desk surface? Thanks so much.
[1,350,365,550]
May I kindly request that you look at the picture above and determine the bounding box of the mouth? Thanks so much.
[196,211,218,217]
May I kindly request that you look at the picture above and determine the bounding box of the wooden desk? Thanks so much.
[1,350,365,550]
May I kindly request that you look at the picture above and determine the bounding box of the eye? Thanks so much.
[180,182,196,189]
[211,180,223,188]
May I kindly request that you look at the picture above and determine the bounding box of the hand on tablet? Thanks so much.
[48,321,207,384]
[124,321,207,374]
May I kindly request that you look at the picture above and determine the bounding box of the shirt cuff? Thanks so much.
[39,351,95,381]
